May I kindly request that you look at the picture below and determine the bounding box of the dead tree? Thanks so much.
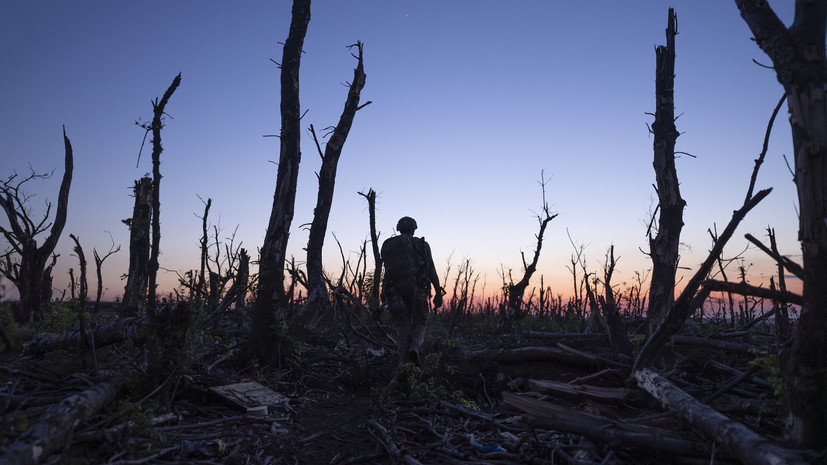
[599,245,634,356]
[300,41,369,332]
[635,187,772,369]
[735,0,827,448]
[121,177,152,315]
[92,235,120,314]
[0,127,73,322]
[359,188,382,313]
[69,234,94,369]
[506,172,558,320]
[646,8,685,337]
[249,0,311,363]
[143,73,182,306]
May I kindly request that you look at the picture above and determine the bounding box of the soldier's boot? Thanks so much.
[408,325,426,367]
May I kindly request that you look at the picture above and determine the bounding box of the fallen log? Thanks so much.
[471,346,611,368]
[0,373,128,465]
[526,378,649,407]
[23,316,144,355]
[673,335,759,353]
[633,368,809,465]
[501,392,715,459]
[23,303,190,356]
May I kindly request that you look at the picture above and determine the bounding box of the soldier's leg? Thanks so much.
[388,291,412,364]
[408,291,430,366]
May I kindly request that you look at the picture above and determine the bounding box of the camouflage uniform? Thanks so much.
[381,217,442,365]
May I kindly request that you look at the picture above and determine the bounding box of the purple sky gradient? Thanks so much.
[0,1,800,302]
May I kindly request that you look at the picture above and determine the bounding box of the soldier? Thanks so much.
[381,216,443,365]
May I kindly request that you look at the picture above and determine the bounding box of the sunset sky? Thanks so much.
[0,1,800,303]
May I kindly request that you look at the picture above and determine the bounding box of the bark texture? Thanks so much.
[0,373,127,465]
[735,0,827,448]
[249,0,311,362]
[633,369,808,465]
[122,177,152,315]
[647,8,685,337]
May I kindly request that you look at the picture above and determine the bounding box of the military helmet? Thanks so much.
[396,216,417,234]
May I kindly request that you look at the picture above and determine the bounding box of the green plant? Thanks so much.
[630,334,646,350]
[39,300,79,333]
[271,320,302,360]
[749,349,783,396]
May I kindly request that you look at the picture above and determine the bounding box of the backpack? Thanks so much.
[381,235,425,296]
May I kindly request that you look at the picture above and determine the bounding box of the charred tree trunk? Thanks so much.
[249,0,311,363]
[301,42,368,332]
[0,128,73,322]
[146,73,182,307]
[359,189,383,313]
[735,0,827,448]
[647,8,685,338]
[122,177,152,316]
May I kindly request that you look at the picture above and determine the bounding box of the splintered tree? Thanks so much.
[505,172,557,321]
[143,73,182,306]
[300,41,369,331]
[121,177,152,315]
[359,188,382,313]
[249,0,311,363]
[0,127,73,322]
[735,0,827,448]
[646,8,685,338]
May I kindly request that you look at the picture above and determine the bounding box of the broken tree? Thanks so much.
[249,0,311,363]
[300,41,369,332]
[505,172,557,321]
[0,127,73,322]
[121,177,152,315]
[144,73,182,306]
[735,0,827,449]
[646,7,685,338]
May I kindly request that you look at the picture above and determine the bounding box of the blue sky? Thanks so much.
[0,1,800,301]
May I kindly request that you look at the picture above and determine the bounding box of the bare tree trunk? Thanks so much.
[249,0,311,363]
[0,128,73,322]
[146,73,182,307]
[122,177,152,316]
[301,42,368,332]
[359,189,382,313]
[735,0,827,448]
[647,8,685,338]
[767,227,792,339]
[93,239,119,315]
[507,173,557,320]
[600,245,633,356]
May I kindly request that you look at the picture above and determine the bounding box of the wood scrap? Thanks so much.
[526,378,648,406]
[502,392,715,459]
[0,373,128,465]
[633,368,808,465]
